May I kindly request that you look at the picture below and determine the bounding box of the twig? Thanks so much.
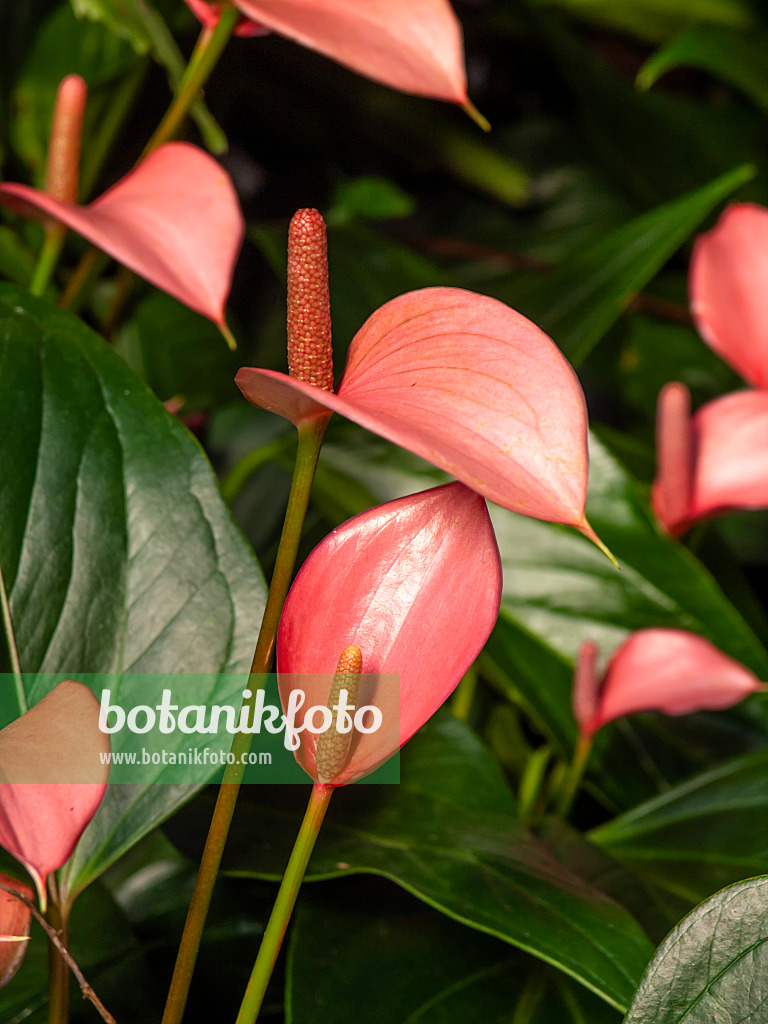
[0,884,116,1024]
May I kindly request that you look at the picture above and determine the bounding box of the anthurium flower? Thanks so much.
[238,284,601,543]
[572,629,763,737]
[0,874,33,988]
[0,142,244,334]
[183,0,468,104]
[276,481,502,785]
[690,203,768,389]
[652,382,768,535]
[0,682,109,908]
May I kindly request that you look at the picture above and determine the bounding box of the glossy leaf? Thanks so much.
[289,882,621,1024]
[623,877,768,1024]
[591,749,768,901]
[238,286,597,538]
[0,286,266,894]
[0,682,108,905]
[0,142,243,329]
[184,0,468,103]
[277,482,502,784]
[690,203,768,388]
[225,714,654,1011]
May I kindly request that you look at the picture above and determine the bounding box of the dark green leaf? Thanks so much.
[288,879,621,1024]
[0,285,266,889]
[638,25,768,111]
[225,714,653,1011]
[591,749,768,901]
[623,877,768,1024]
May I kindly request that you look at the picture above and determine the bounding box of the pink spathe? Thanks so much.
[653,386,768,535]
[0,682,109,907]
[690,203,768,390]
[0,142,244,330]
[237,286,595,537]
[573,629,763,736]
[183,0,467,103]
[276,482,502,785]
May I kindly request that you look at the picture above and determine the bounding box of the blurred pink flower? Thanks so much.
[573,629,763,737]
[0,682,109,908]
[183,0,468,104]
[653,203,768,534]
[0,142,243,334]
[0,874,33,988]
[276,481,502,784]
[237,285,602,545]
[653,383,768,535]
[690,203,768,389]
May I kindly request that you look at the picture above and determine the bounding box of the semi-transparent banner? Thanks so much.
[0,674,400,784]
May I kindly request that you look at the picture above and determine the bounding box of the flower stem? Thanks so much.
[555,733,594,818]
[47,890,70,1024]
[0,560,25,713]
[30,226,67,297]
[235,783,334,1024]
[143,6,239,157]
[160,415,330,1024]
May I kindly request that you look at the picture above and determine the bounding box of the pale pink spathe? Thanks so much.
[237,287,595,536]
[574,629,763,736]
[0,682,109,907]
[276,482,502,785]
[653,387,768,534]
[690,202,768,390]
[0,142,244,330]
[183,0,467,103]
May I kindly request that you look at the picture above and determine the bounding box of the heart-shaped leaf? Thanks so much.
[623,877,768,1024]
[222,714,653,1011]
[0,285,266,894]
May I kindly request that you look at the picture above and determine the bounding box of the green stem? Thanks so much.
[0,560,25,713]
[47,890,70,1024]
[161,415,330,1024]
[30,225,67,297]
[143,7,239,157]
[555,733,594,818]
[236,783,334,1024]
